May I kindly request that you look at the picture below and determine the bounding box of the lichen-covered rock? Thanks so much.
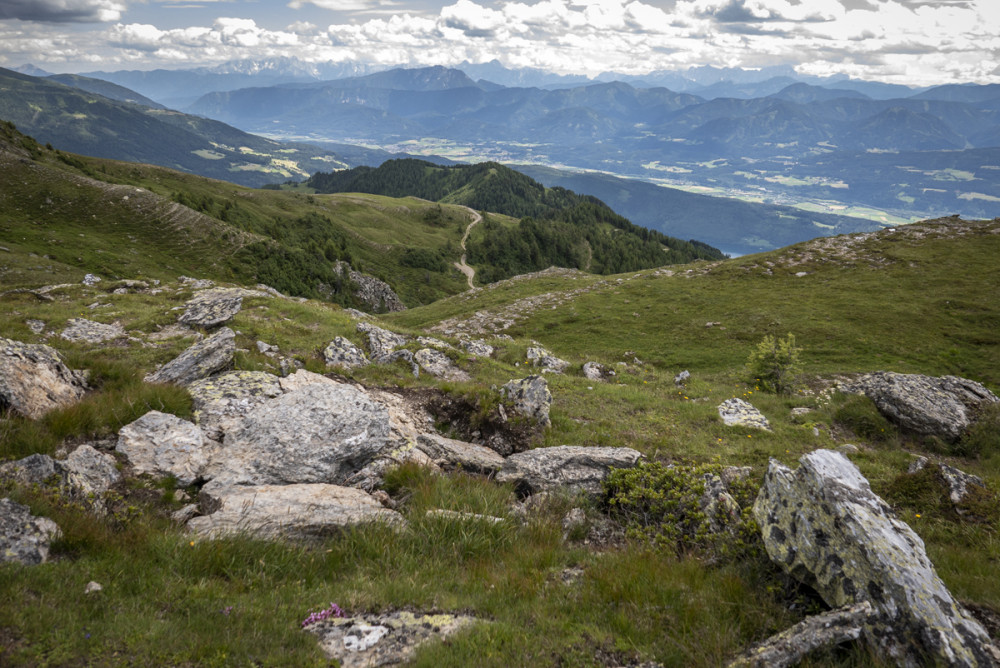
[753,449,1000,667]
[526,345,569,373]
[582,362,614,381]
[178,276,214,289]
[306,610,478,668]
[496,445,643,497]
[278,369,337,393]
[356,322,408,359]
[64,444,120,497]
[59,318,126,344]
[323,337,369,370]
[334,261,406,313]
[416,433,505,475]
[840,372,998,441]
[0,498,61,565]
[0,453,62,485]
[205,382,390,488]
[0,338,87,419]
[674,370,691,386]
[117,411,216,486]
[188,483,402,540]
[178,288,264,328]
[144,327,235,385]
[500,375,552,427]
[414,348,469,381]
[718,398,771,431]
[462,339,494,357]
[908,457,987,505]
[417,336,453,350]
[188,370,283,442]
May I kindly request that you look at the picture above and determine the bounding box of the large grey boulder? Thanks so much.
[496,445,643,497]
[500,375,552,427]
[0,338,87,419]
[840,372,998,441]
[188,370,283,442]
[0,498,61,565]
[117,411,217,486]
[178,288,263,328]
[189,483,402,540]
[144,327,235,385]
[416,433,505,475]
[60,318,126,344]
[718,398,771,431]
[356,322,407,358]
[754,449,1000,667]
[323,337,370,370]
[206,382,390,488]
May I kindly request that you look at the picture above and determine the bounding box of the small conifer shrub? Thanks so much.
[746,333,802,395]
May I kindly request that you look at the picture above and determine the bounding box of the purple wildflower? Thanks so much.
[301,602,345,628]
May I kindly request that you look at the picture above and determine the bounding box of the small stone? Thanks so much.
[84,581,103,594]
[838,444,860,455]
[82,273,101,286]
[0,498,62,565]
[674,370,691,386]
[718,398,771,431]
[26,319,45,334]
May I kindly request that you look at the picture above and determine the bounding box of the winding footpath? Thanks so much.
[454,207,482,290]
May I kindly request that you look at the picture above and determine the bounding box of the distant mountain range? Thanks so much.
[177,64,999,220]
[0,68,447,187]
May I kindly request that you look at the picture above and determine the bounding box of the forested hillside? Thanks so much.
[305,159,725,281]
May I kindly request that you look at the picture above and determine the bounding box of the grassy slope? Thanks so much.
[0,68,352,187]
[0,123,470,306]
[1,190,999,663]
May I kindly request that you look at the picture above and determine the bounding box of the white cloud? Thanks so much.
[0,0,125,23]
[1,0,998,84]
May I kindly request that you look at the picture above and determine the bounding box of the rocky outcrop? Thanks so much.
[59,318,126,344]
[205,382,390,488]
[416,433,505,475]
[582,362,614,381]
[144,327,235,385]
[526,345,569,373]
[188,370,283,442]
[840,372,998,441]
[356,323,407,359]
[0,338,87,419]
[500,375,552,427]
[178,288,264,328]
[728,602,874,668]
[496,445,643,497]
[63,445,121,497]
[334,262,406,313]
[323,337,370,370]
[0,498,61,565]
[414,348,469,381]
[189,483,402,540]
[306,610,477,668]
[117,411,217,486]
[754,449,999,667]
[462,339,494,357]
[0,447,119,499]
[718,398,771,431]
[908,457,987,505]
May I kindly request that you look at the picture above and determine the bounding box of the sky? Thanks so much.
[0,0,998,85]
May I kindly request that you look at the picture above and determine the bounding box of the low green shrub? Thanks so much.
[745,333,801,395]
[604,461,761,561]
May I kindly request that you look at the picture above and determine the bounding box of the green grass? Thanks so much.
[1,197,999,664]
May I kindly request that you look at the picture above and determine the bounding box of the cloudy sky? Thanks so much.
[0,0,998,85]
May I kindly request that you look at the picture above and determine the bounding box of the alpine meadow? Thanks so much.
[2,1,1000,665]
